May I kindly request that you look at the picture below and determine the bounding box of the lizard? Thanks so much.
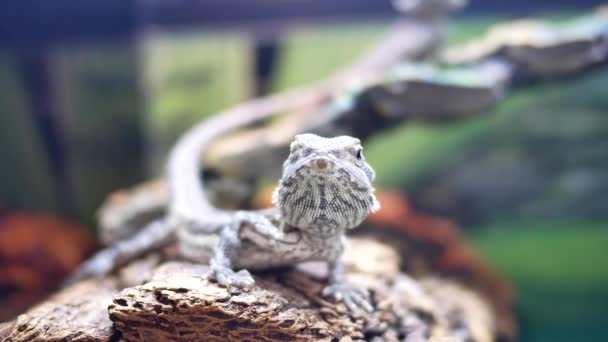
[69,90,380,312]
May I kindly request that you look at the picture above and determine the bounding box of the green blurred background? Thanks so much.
[1,13,607,341]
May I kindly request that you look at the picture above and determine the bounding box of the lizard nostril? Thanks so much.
[315,159,328,169]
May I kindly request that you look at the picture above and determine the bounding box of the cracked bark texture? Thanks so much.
[1,279,117,342]
[110,239,497,341]
[2,238,499,342]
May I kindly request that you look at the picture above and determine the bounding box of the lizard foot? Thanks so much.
[207,266,255,289]
[322,283,373,313]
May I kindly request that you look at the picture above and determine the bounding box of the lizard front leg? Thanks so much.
[181,209,285,288]
[323,255,373,312]
[206,221,256,288]
[178,209,284,259]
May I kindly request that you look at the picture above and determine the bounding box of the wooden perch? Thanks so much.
[110,239,495,342]
[2,238,498,342]
[1,279,118,341]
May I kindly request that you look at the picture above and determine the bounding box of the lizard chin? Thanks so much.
[273,158,379,232]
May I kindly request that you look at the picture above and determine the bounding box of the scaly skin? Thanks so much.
[178,134,380,312]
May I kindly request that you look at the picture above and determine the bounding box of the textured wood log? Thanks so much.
[108,239,496,342]
[2,238,500,341]
[0,254,163,342]
[2,280,117,341]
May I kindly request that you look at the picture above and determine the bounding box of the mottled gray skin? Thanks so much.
[275,134,378,231]
[180,134,380,311]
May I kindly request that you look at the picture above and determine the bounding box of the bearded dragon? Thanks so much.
[70,90,380,311]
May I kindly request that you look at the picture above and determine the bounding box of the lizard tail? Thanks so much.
[64,218,175,285]
[97,179,169,245]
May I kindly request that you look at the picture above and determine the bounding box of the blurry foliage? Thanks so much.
[471,223,608,290]
[272,22,385,89]
[142,32,252,172]
[365,117,489,188]
[471,223,608,342]
[444,17,497,44]
[0,34,252,225]
[0,56,57,212]
[57,43,144,225]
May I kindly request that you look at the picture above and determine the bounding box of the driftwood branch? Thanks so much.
[205,7,608,175]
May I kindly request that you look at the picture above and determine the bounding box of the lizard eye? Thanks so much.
[302,148,313,157]
[356,149,363,160]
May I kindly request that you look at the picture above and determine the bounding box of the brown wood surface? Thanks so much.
[2,238,499,342]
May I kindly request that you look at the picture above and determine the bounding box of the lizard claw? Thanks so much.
[323,283,373,313]
[207,266,255,289]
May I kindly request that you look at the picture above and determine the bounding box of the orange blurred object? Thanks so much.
[0,212,96,321]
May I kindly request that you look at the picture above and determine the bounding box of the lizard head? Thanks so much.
[272,134,380,232]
